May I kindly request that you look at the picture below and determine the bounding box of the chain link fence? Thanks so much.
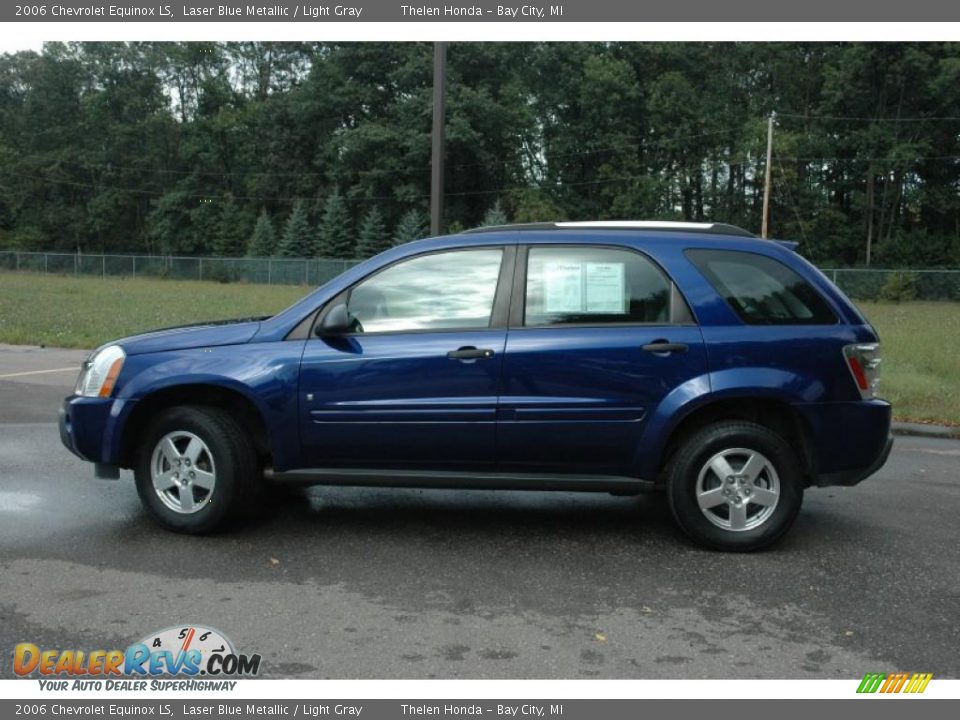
[0,251,361,287]
[1,250,959,300]
[822,268,960,302]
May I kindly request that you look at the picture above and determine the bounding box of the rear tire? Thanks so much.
[666,420,803,551]
[134,405,262,534]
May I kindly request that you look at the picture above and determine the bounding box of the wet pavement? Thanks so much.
[1,344,958,678]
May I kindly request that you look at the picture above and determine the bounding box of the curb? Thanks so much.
[892,422,960,440]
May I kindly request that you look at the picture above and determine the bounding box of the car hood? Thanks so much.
[111,317,267,356]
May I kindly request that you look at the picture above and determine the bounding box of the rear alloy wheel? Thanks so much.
[695,447,780,532]
[666,421,803,551]
[134,406,261,534]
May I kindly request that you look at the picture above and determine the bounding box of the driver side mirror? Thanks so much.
[316,303,351,336]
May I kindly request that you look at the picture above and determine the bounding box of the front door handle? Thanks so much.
[447,346,495,360]
[642,341,688,354]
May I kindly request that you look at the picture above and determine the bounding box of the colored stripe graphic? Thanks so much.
[857,672,932,694]
[857,673,886,693]
[905,673,933,693]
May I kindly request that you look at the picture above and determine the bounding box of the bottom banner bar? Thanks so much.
[0,700,957,720]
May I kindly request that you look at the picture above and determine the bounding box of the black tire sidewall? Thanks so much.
[667,421,804,551]
[134,406,256,534]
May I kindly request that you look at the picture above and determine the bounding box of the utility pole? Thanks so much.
[430,42,448,237]
[761,112,775,239]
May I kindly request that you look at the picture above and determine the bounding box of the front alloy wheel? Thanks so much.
[150,431,217,514]
[134,405,261,534]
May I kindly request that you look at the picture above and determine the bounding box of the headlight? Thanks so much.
[75,345,126,398]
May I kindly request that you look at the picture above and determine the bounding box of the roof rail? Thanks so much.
[462,221,757,238]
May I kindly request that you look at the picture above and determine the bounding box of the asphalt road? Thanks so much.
[1,344,958,679]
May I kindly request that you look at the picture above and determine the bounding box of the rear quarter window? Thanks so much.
[685,249,836,325]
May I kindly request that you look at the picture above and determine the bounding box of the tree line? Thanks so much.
[1,42,958,266]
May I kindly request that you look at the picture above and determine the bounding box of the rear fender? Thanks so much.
[633,367,821,480]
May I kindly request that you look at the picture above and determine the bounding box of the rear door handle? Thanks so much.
[642,342,688,354]
[447,346,495,360]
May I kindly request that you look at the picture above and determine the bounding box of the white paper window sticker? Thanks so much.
[543,261,584,313]
[585,262,625,313]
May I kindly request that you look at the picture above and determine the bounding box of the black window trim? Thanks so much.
[300,245,517,339]
[509,243,697,330]
[684,247,839,326]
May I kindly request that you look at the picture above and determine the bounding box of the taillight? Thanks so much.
[843,343,881,399]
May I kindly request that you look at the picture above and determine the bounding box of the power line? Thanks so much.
[6,163,762,204]
[33,138,959,192]
[777,154,960,163]
[778,112,960,123]
[41,125,748,180]
[776,156,810,246]
[8,153,960,205]
[5,172,401,203]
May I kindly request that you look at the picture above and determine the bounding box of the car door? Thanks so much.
[497,243,708,476]
[298,246,513,470]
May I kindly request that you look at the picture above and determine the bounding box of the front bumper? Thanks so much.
[60,396,112,462]
[59,395,134,476]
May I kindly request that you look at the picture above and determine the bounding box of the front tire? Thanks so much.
[134,406,261,534]
[666,421,804,551]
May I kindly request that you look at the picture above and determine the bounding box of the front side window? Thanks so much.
[686,249,836,325]
[346,248,503,333]
[524,246,673,326]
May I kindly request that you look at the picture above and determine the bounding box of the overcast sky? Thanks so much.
[0,40,46,55]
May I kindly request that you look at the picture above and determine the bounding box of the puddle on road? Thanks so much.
[0,491,42,512]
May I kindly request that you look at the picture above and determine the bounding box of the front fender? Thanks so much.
[633,367,824,480]
[106,342,303,469]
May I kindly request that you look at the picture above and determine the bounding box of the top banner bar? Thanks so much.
[6,1,960,23]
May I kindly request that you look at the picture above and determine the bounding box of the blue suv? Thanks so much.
[59,221,892,551]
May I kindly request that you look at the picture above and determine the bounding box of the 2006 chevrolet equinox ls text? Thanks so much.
[60,221,893,551]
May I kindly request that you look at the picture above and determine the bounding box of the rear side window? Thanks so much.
[524,246,678,326]
[686,249,836,325]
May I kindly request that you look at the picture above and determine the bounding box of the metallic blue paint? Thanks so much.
[796,399,892,478]
[59,228,892,488]
[298,330,506,469]
[497,325,707,474]
[59,397,116,462]
[114,319,262,356]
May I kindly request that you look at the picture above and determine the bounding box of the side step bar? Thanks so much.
[264,467,656,494]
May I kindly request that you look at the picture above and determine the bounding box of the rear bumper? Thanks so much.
[796,398,893,487]
[815,433,893,487]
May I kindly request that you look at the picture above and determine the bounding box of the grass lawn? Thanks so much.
[0,273,306,349]
[1,272,957,425]
[856,301,960,426]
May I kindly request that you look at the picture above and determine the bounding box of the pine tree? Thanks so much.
[212,197,250,257]
[316,190,354,258]
[246,209,277,257]
[392,208,428,247]
[481,198,509,227]
[355,207,391,258]
[276,201,313,258]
